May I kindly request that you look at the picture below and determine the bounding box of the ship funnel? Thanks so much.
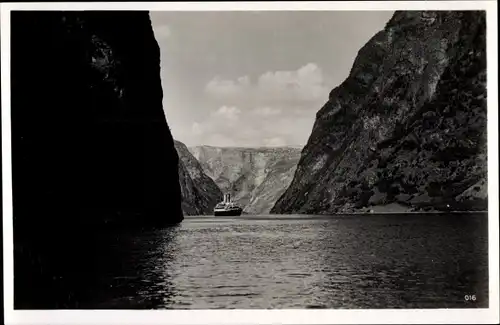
[224,193,231,203]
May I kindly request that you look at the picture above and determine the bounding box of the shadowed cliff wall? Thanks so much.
[175,140,223,215]
[272,11,487,214]
[11,11,183,308]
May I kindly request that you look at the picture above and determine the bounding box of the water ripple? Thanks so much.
[81,213,487,309]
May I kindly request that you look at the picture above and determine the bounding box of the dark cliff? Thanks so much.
[12,11,183,308]
[175,140,223,215]
[272,11,487,214]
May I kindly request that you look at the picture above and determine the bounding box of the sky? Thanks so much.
[150,11,394,148]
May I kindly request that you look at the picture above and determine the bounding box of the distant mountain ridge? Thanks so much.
[174,140,223,215]
[189,145,302,214]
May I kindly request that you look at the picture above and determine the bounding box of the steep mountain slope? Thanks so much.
[11,11,183,308]
[12,11,183,227]
[272,11,487,214]
[175,141,223,215]
[190,146,302,214]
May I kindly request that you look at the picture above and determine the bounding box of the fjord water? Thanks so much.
[85,213,487,309]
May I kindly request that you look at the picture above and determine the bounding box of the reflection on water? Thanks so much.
[18,213,489,309]
[88,227,180,308]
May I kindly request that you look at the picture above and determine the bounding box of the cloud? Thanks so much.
[257,63,328,102]
[188,108,312,147]
[204,63,330,104]
[253,106,282,116]
[189,106,242,140]
[205,134,237,147]
[264,137,287,147]
[212,106,241,120]
[204,76,250,99]
[191,122,204,136]
[195,63,330,147]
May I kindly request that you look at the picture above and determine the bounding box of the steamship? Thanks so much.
[214,193,243,217]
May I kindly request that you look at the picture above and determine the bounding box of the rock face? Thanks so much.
[272,11,487,214]
[175,140,223,215]
[190,146,302,214]
[11,11,183,308]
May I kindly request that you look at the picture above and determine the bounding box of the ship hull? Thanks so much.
[214,208,243,217]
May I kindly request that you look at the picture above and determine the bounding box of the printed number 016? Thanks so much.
[464,295,476,301]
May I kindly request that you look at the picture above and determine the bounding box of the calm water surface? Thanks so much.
[87,213,488,309]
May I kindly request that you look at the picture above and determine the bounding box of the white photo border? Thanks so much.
[2,1,498,324]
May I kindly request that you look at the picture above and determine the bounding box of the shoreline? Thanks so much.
[341,210,488,215]
[185,210,488,218]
